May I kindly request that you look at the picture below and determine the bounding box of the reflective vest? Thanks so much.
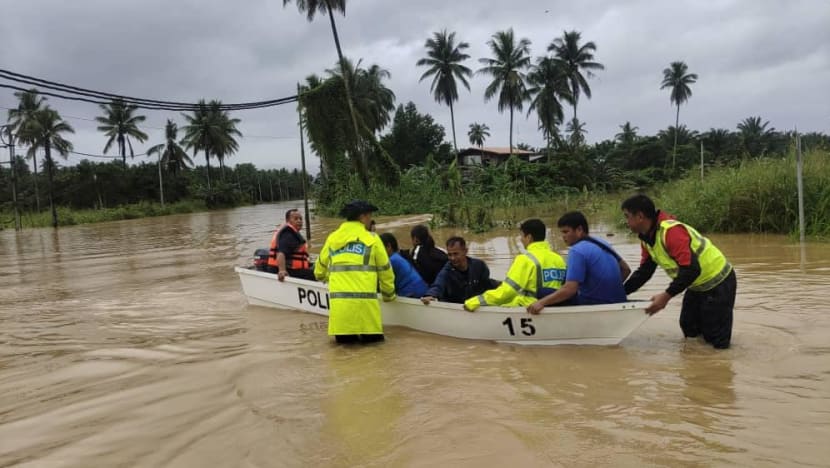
[314,221,396,335]
[464,241,566,310]
[268,224,309,270]
[644,220,732,292]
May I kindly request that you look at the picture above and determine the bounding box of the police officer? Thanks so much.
[464,219,566,311]
[314,200,396,344]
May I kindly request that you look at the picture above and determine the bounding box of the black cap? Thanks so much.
[339,199,379,218]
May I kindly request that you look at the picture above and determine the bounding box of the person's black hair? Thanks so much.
[285,208,299,221]
[557,211,589,234]
[621,194,657,220]
[380,232,398,252]
[520,218,546,242]
[410,224,436,249]
[445,236,466,249]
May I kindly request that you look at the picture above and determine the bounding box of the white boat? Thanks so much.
[235,267,649,346]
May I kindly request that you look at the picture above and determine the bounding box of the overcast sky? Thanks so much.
[2,0,829,173]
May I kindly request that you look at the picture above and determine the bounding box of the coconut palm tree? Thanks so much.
[526,56,572,159]
[477,28,532,157]
[661,61,698,169]
[147,120,193,205]
[566,117,586,147]
[7,88,46,210]
[182,100,214,189]
[416,29,472,152]
[207,100,242,180]
[282,0,366,185]
[95,98,148,167]
[615,122,639,146]
[468,122,490,147]
[20,107,74,227]
[548,30,604,121]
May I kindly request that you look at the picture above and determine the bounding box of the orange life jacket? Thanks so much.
[268,224,310,270]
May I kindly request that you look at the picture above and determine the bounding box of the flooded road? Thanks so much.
[1,202,828,467]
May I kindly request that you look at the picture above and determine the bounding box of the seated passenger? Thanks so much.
[405,224,448,285]
[421,236,493,305]
[271,208,315,281]
[380,232,428,298]
[527,211,630,313]
[464,218,566,311]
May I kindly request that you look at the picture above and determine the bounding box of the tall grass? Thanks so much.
[655,151,830,237]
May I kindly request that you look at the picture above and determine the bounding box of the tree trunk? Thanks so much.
[509,106,514,157]
[449,101,458,153]
[673,104,680,170]
[157,152,165,207]
[572,83,578,121]
[32,153,41,211]
[204,150,212,190]
[120,135,127,168]
[44,143,58,228]
[327,6,369,190]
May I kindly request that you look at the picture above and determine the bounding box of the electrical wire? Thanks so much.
[0,68,299,111]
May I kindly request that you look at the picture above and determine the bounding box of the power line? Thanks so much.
[0,68,299,111]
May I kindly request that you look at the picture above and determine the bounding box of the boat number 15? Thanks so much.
[502,317,536,336]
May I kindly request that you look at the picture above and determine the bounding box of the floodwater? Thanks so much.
[1,202,828,467]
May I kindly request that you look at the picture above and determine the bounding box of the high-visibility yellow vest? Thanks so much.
[643,220,732,292]
[464,241,566,310]
[314,221,396,335]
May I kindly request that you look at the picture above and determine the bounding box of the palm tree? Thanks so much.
[661,61,698,169]
[615,122,639,146]
[20,107,74,227]
[478,28,532,157]
[548,30,604,121]
[468,122,490,147]
[737,116,775,158]
[282,0,366,186]
[702,128,735,163]
[566,117,587,147]
[207,101,242,180]
[95,98,148,167]
[526,56,572,159]
[7,88,46,211]
[147,120,193,206]
[182,100,213,189]
[416,29,472,152]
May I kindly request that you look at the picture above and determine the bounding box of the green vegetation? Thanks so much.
[9,200,206,228]
[655,151,830,237]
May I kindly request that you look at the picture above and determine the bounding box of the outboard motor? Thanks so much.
[253,248,270,271]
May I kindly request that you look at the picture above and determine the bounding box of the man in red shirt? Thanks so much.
[622,194,737,349]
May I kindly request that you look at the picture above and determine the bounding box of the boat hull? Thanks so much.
[235,267,649,346]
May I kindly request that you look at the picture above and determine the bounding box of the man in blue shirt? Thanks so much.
[527,211,630,313]
[380,232,428,298]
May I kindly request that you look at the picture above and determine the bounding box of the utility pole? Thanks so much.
[1,125,22,230]
[700,140,704,180]
[297,83,311,241]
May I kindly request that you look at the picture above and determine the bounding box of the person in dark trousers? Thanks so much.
[406,224,448,285]
[621,194,737,349]
[421,236,493,305]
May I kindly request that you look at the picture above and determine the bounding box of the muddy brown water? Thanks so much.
[1,202,828,467]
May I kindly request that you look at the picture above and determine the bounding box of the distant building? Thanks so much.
[457,147,543,166]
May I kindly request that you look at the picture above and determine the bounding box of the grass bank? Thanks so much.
[652,150,830,237]
[0,200,208,229]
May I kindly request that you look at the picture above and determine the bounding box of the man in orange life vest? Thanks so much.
[267,209,314,281]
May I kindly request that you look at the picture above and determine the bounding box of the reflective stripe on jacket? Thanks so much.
[314,221,396,335]
[644,220,732,292]
[464,241,566,311]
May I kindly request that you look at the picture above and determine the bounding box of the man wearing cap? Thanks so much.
[314,200,396,344]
